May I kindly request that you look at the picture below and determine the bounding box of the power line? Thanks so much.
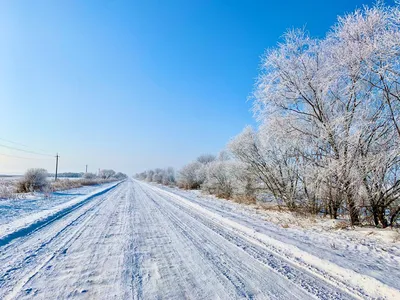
[0,143,54,157]
[0,137,54,156]
[0,152,52,160]
[0,137,32,148]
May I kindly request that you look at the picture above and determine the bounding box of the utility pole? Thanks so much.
[55,153,59,181]
[85,164,88,173]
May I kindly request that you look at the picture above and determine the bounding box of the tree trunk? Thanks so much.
[390,207,400,227]
[372,205,380,227]
[333,205,338,219]
[378,207,388,228]
[347,197,360,226]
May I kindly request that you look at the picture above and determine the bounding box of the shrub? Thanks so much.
[0,179,16,199]
[16,168,49,192]
[177,162,204,189]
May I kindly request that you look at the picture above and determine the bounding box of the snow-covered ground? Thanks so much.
[156,184,400,291]
[0,178,398,299]
[0,182,117,226]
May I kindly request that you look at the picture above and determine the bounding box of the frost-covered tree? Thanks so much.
[83,172,97,180]
[152,168,163,184]
[134,3,400,227]
[135,167,175,186]
[196,154,216,165]
[202,156,258,202]
[114,172,127,180]
[162,167,176,186]
[202,160,235,198]
[229,124,307,210]
[99,169,116,179]
[177,161,205,189]
[250,3,400,225]
[146,170,154,182]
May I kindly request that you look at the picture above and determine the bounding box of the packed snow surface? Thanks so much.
[0,179,398,299]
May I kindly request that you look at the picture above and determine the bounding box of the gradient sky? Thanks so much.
[0,0,380,175]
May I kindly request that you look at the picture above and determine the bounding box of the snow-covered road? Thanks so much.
[0,179,398,299]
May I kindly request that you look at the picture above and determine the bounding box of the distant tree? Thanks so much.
[162,167,175,185]
[83,172,97,180]
[114,172,127,179]
[146,170,154,182]
[99,169,116,179]
[153,168,164,184]
[196,154,216,165]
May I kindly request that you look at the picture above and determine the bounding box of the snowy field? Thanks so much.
[0,178,399,299]
[0,182,118,226]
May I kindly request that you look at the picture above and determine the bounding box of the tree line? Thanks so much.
[135,3,400,228]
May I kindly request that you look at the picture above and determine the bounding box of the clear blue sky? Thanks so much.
[0,0,380,175]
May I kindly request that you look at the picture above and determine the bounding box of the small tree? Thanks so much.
[202,160,234,199]
[99,169,116,179]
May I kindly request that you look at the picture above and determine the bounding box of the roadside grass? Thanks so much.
[0,179,18,200]
[0,177,118,200]
[50,178,117,191]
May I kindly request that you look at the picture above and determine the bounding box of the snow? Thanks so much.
[0,183,116,226]
[147,183,400,299]
[0,182,121,247]
[0,178,398,299]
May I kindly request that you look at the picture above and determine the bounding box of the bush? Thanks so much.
[177,162,204,189]
[0,179,16,199]
[16,168,49,192]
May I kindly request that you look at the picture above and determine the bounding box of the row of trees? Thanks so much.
[136,3,400,228]
[134,167,176,186]
[134,153,258,203]
[245,3,400,227]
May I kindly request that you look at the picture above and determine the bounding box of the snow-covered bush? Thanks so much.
[16,168,49,192]
[202,160,234,198]
[177,161,203,189]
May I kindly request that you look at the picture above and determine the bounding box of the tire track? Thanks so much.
[139,182,356,300]
[0,184,125,299]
